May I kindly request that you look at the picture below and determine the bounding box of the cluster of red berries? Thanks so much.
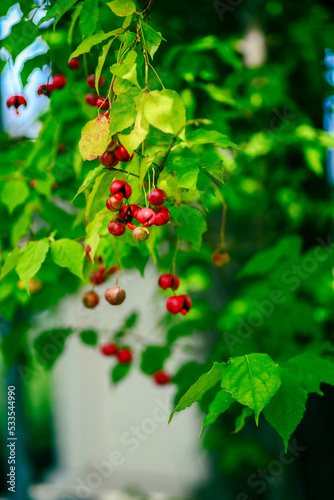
[6,95,27,115]
[100,342,171,385]
[82,253,126,308]
[100,342,133,364]
[37,74,67,98]
[158,274,192,316]
[84,73,110,110]
[104,144,170,242]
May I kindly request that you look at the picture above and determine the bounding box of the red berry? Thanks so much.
[166,296,184,314]
[108,220,126,236]
[85,93,98,106]
[148,189,167,206]
[30,179,38,189]
[96,97,110,110]
[114,145,134,163]
[136,207,156,227]
[7,95,27,112]
[158,274,180,291]
[179,295,192,316]
[68,58,81,70]
[133,227,149,242]
[211,250,231,267]
[154,206,170,226]
[105,287,126,305]
[99,151,119,168]
[82,291,99,308]
[106,196,124,212]
[89,270,105,285]
[37,84,53,97]
[117,348,132,364]
[100,343,118,356]
[87,74,105,89]
[118,205,139,223]
[110,180,132,199]
[51,74,67,90]
[153,371,171,385]
[127,222,136,230]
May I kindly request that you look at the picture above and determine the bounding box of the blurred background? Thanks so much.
[1,0,334,499]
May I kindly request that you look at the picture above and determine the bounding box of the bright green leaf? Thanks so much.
[16,239,50,290]
[69,31,119,59]
[110,51,139,87]
[107,0,136,17]
[140,20,164,59]
[95,39,113,93]
[233,407,253,434]
[187,128,240,149]
[51,239,84,280]
[143,89,186,135]
[112,363,131,383]
[109,89,141,136]
[201,390,234,435]
[220,353,281,424]
[170,205,207,250]
[0,181,29,214]
[285,352,334,395]
[170,362,225,422]
[0,246,20,280]
[80,330,98,346]
[73,164,105,200]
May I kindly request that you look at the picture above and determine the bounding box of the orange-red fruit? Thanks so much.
[110,180,132,200]
[114,145,134,162]
[148,189,167,206]
[82,291,100,308]
[133,227,149,242]
[100,343,118,356]
[68,58,81,70]
[96,96,110,110]
[99,151,119,168]
[51,74,67,89]
[153,371,171,385]
[211,250,231,267]
[30,179,38,189]
[87,74,105,89]
[136,208,156,227]
[107,220,126,236]
[105,287,126,305]
[106,196,124,212]
[117,348,132,364]
[89,270,105,285]
[158,274,180,291]
[154,206,170,226]
[85,93,98,106]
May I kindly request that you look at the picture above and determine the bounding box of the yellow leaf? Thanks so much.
[79,114,111,161]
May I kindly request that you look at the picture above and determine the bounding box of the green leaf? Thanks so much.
[141,346,170,375]
[34,329,72,369]
[237,235,302,279]
[233,407,253,434]
[69,31,119,59]
[16,239,50,290]
[125,312,138,328]
[201,390,234,435]
[95,39,113,93]
[167,158,200,190]
[110,51,139,87]
[187,128,240,149]
[0,246,20,280]
[79,0,98,37]
[3,20,38,60]
[263,368,308,450]
[140,20,164,59]
[0,180,29,214]
[113,77,135,96]
[1,321,29,367]
[112,363,131,383]
[21,53,49,87]
[51,239,84,280]
[85,172,107,218]
[144,89,186,135]
[107,0,136,17]
[85,212,105,261]
[73,164,105,200]
[79,114,111,161]
[80,330,98,346]
[68,4,83,44]
[169,205,207,250]
[157,170,182,205]
[170,362,225,422]
[38,0,78,27]
[201,160,225,183]
[118,92,149,152]
[109,88,141,136]
[285,352,334,395]
[220,353,281,424]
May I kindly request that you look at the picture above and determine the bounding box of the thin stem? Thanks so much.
[172,237,180,277]
[105,167,140,178]
[210,180,227,249]
[83,52,88,79]
[112,237,120,286]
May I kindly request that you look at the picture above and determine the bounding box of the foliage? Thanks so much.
[1,0,334,481]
